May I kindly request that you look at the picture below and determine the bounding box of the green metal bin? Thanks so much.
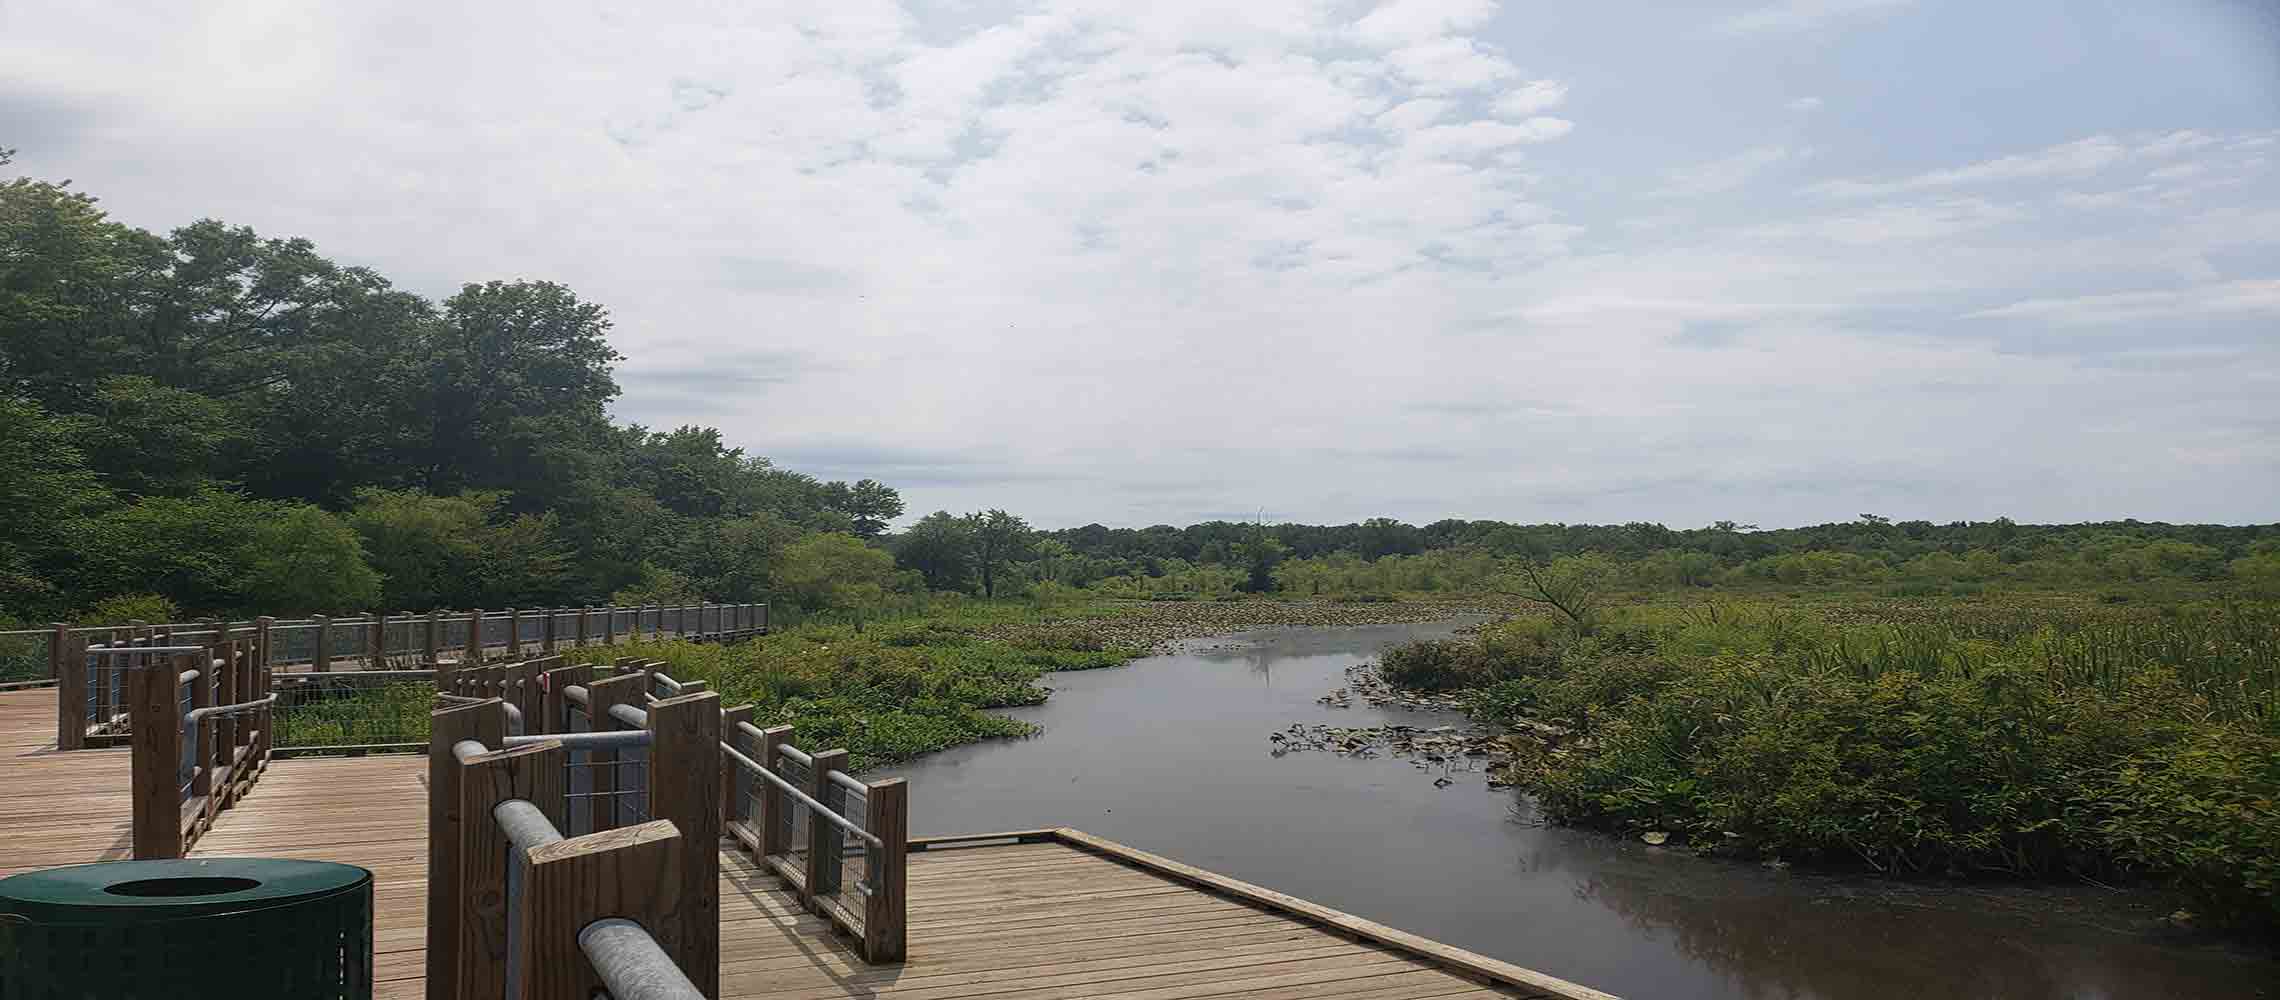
[0,858,372,999]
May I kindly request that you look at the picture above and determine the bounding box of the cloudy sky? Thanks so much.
[6,0,2276,529]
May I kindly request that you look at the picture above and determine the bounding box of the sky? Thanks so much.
[4,0,2277,530]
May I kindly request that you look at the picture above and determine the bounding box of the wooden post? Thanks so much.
[757,725,793,857]
[517,821,684,1000]
[312,615,332,673]
[188,650,213,802]
[585,673,647,832]
[720,704,754,829]
[506,608,521,659]
[457,740,567,999]
[427,698,507,995]
[52,624,83,750]
[541,662,592,737]
[511,657,546,734]
[601,605,616,647]
[542,608,558,654]
[572,607,587,648]
[254,617,274,766]
[425,610,441,668]
[367,613,384,670]
[467,609,485,666]
[129,653,184,859]
[864,778,908,963]
[759,603,769,634]
[806,747,850,905]
[647,691,721,995]
[210,629,237,792]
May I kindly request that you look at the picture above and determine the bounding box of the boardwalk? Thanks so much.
[1,687,1608,1000]
[0,687,134,874]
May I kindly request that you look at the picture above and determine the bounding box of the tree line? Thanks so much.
[1,150,904,623]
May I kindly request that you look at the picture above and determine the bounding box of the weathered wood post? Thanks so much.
[541,607,557,654]
[467,609,485,666]
[254,616,274,765]
[759,602,770,634]
[52,623,83,750]
[585,672,647,832]
[210,626,237,793]
[129,651,186,859]
[506,608,522,659]
[425,610,442,668]
[313,615,332,673]
[807,747,851,905]
[517,822,683,1000]
[648,692,721,996]
[575,607,589,648]
[541,661,592,737]
[511,657,546,733]
[757,725,793,858]
[865,778,909,963]
[366,612,383,670]
[456,740,566,999]
[427,698,508,996]
[601,605,616,647]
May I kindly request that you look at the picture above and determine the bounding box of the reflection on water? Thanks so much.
[873,620,2277,1000]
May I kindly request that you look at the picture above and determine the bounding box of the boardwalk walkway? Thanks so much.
[1,687,1605,1000]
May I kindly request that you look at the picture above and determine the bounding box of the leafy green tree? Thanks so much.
[59,375,248,497]
[1234,531,1289,593]
[894,512,976,592]
[75,487,267,614]
[416,280,621,507]
[668,512,801,602]
[347,489,572,609]
[965,509,1032,599]
[241,506,382,613]
[774,533,898,611]
[0,396,108,615]
[830,479,905,537]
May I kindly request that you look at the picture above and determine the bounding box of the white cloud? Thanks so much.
[1353,0,1501,47]
[1493,79,1567,117]
[1967,280,2280,326]
[1786,96,1824,112]
[1810,132,2216,198]
[1714,0,1913,37]
[3,4,2274,527]
[1654,146,1802,197]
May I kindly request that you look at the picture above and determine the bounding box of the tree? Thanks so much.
[775,533,898,611]
[59,375,248,497]
[893,512,975,592]
[834,479,904,537]
[965,510,1032,599]
[1233,531,1289,593]
[241,506,382,614]
[0,396,109,615]
[415,280,621,506]
[1498,554,1614,633]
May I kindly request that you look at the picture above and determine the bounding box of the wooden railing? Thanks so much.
[116,638,273,859]
[45,602,768,748]
[724,720,908,963]
[428,658,909,997]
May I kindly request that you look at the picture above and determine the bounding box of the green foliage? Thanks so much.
[242,506,382,614]
[0,396,108,615]
[774,533,898,611]
[1383,596,2280,928]
[79,593,181,625]
[346,489,571,609]
[569,610,1135,769]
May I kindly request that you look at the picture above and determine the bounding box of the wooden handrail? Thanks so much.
[723,720,908,963]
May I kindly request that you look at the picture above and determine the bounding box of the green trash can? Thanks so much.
[0,858,372,999]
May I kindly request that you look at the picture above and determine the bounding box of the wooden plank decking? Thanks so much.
[0,687,135,874]
[2,686,1609,1000]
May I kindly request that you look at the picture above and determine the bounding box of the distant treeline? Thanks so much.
[1,151,903,623]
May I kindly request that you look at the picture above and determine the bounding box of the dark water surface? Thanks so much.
[875,620,2276,1000]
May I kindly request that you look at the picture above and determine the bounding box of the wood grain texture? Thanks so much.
[457,740,567,1000]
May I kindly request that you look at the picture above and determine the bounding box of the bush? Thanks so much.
[78,593,181,625]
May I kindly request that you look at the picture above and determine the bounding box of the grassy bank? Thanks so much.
[1378,593,2280,929]
[565,595,1500,769]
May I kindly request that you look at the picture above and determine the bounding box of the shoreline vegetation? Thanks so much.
[1365,590,2278,936]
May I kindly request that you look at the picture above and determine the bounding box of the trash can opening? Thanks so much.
[103,876,261,898]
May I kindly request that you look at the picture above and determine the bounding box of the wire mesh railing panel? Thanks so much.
[519,615,542,646]
[775,755,813,869]
[832,782,873,916]
[443,618,472,658]
[270,624,317,666]
[272,675,433,750]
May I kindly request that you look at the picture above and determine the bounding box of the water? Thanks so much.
[876,619,2278,1000]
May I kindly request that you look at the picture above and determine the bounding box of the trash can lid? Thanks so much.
[0,858,371,922]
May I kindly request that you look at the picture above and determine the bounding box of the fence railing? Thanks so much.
[116,640,273,859]
[40,602,767,749]
[428,659,909,996]
[428,676,722,999]
[723,720,907,963]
